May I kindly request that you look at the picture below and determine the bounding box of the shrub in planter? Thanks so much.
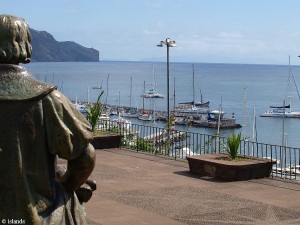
[86,91,104,132]
[226,132,241,160]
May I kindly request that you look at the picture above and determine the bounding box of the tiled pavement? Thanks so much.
[84,148,300,225]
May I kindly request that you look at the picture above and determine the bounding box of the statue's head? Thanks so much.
[0,14,32,64]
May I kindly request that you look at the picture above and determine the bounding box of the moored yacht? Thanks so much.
[260,105,300,118]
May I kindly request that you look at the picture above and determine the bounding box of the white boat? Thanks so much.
[140,89,164,98]
[99,112,110,121]
[112,114,132,130]
[140,62,164,99]
[74,93,88,115]
[260,105,300,118]
[138,112,153,121]
[74,102,88,115]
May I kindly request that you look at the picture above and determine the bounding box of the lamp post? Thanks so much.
[157,38,177,132]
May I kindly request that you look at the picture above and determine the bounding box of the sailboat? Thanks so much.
[138,81,155,121]
[260,57,300,118]
[179,64,209,107]
[92,80,103,90]
[74,93,88,115]
[140,62,164,98]
[120,77,138,118]
[175,64,209,115]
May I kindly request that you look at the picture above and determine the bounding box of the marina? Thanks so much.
[25,61,300,182]
[72,102,242,129]
[25,61,300,148]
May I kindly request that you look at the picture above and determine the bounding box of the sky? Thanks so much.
[1,0,300,65]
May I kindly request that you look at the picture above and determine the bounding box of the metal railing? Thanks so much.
[96,119,300,181]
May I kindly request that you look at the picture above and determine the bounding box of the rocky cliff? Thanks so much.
[30,28,99,62]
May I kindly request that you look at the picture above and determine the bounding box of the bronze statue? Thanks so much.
[0,15,96,224]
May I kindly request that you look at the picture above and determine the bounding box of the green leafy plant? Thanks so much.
[131,137,156,153]
[86,91,104,132]
[226,132,241,160]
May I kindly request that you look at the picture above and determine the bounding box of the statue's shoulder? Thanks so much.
[0,64,56,101]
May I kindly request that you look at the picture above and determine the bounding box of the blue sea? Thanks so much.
[24,61,300,148]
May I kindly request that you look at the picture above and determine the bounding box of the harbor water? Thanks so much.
[24,61,300,148]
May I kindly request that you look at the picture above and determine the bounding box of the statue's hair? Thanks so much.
[0,14,32,64]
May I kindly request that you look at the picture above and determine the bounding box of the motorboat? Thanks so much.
[112,114,132,130]
[138,112,153,121]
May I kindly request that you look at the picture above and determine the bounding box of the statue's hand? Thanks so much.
[75,180,97,203]
[55,163,97,203]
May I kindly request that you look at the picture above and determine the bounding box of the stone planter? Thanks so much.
[187,153,276,181]
[91,134,122,149]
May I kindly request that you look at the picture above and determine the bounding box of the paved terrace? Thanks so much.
[84,148,300,225]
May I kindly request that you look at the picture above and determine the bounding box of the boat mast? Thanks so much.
[251,106,257,156]
[192,64,195,105]
[281,100,286,170]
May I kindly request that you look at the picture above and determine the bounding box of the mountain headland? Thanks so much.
[29,28,99,62]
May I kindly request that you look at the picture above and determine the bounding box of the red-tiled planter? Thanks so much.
[187,153,276,181]
[91,134,122,149]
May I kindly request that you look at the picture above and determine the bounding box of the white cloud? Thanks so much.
[218,31,243,39]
